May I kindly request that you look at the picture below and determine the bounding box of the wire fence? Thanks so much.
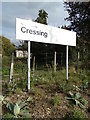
[31,52,65,70]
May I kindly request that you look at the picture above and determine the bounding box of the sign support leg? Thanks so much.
[66,45,68,81]
[28,41,30,93]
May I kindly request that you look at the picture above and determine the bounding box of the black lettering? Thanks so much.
[37,31,40,35]
[33,30,36,35]
[21,27,48,38]
[21,27,26,33]
[26,29,29,33]
[41,32,44,36]
[29,29,32,34]
[44,32,48,38]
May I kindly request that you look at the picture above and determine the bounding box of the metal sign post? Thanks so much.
[28,41,30,93]
[66,45,68,81]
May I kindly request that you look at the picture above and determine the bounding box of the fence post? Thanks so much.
[61,52,63,66]
[33,56,35,75]
[10,53,14,82]
[54,51,56,72]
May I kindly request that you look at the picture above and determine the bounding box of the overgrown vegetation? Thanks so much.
[2,37,89,118]
[2,57,89,119]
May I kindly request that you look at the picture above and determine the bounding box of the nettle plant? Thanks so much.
[65,91,88,108]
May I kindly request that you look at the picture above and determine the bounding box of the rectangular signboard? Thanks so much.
[16,18,76,46]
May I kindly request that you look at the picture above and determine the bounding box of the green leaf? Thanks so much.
[69,91,74,98]
[7,102,14,113]
[23,113,32,118]
[75,92,81,99]
[27,97,33,102]
[20,111,32,118]
[2,113,14,119]
[80,97,88,105]
[5,97,10,101]
[3,101,7,105]
[17,101,26,109]
[65,97,73,100]
[78,102,85,109]
[0,95,4,103]
[75,99,80,106]
[14,103,20,116]
[76,86,80,91]
[17,100,23,108]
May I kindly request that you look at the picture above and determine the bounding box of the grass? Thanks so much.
[51,94,62,107]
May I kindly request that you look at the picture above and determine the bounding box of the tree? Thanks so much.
[2,36,15,56]
[35,9,48,25]
[64,2,90,39]
[64,2,90,68]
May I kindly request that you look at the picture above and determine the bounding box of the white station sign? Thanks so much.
[16,18,76,46]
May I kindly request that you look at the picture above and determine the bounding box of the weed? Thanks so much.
[14,88,22,94]
[58,81,73,93]
[51,95,61,107]
[31,73,46,86]
[2,67,10,75]
[17,78,27,91]
[46,64,56,80]
[82,79,88,90]
[65,91,88,108]
[2,113,14,119]
[7,79,17,94]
